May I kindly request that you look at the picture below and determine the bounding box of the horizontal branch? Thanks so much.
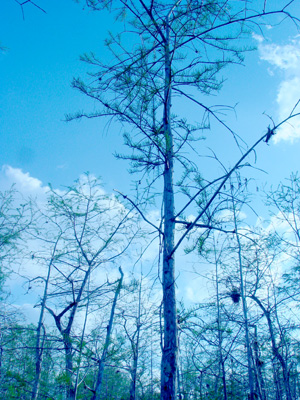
[175,219,235,234]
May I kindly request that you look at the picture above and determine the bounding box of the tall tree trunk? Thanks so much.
[65,338,76,400]
[214,244,228,400]
[252,325,267,400]
[161,15,178,400]
[92,267,124,400]
[232,198,255,400]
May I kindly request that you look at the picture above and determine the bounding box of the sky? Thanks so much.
[0,0,128,192]
[1,0,300,313]
[0,0,300,194]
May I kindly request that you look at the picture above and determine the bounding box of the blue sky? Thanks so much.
[0,0,129,191]
[1,0,300,196]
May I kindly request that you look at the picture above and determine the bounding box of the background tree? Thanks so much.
[27,175,138,400]
[0,187,31,297]
[119,272,160,400]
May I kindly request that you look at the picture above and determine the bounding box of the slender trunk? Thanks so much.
[198,371,203,400]
[251,295,292,400]
[129,278,142,400]
[252,325,267,400]
[0,344,3,381]
[272,357,282,400]
[232,199,255,400]
[177,362,182,400]
[74,273,90,399]
[32,238,59,400]
[177,334,183,400]
[92,267,124,400]
[31,324,46,400]
[65,338,76,400]
[150,325,154,400]
[161,15,177,400]
[64,266,92,399]
[214,246,228,400]
[130,349,138,400]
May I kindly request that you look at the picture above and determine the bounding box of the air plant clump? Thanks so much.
[230,287,241,304]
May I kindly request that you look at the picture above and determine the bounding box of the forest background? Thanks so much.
[1,1,300,400]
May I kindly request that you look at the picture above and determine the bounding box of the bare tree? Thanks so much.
[30,175,138,400]
[119,272,158,400]
[31,235,61,400]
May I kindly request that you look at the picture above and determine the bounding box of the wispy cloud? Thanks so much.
[256,36,300,143]
[259,41,300,70]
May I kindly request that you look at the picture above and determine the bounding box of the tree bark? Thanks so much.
[161,14,178,400]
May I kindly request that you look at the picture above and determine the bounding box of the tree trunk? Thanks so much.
[65,338,76,400]
[251,295,292,400]
[215,247,228,400]
[46,265,92,400]
[92,267,124,400]
[232,197,255,400]
[31,323,45,400]
[129,278,142,400]
[130,350,138,400]
[161,15,178,400]
[32,239,59,400]
[252,325,267,400]
[0,344,3,381]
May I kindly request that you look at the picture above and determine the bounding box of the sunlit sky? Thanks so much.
[1,0,300,309]
[1,0,300,193]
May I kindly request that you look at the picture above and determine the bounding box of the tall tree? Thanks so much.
[70,2,299,399]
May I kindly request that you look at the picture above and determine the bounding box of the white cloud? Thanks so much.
[274,77,300,143]
[259,43,300,70]
[1,165,49,194]
[252,32,264,44]
[256,37,300,143]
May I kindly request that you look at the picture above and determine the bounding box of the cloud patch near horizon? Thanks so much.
[0,165,49,195]
[256,35,300,144]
